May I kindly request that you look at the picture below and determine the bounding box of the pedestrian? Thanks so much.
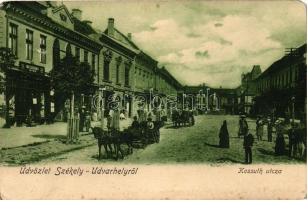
[274,122,285,156]
[238,115,248,138]
[85,111,91,132]
[119,111,126,120]
[107,114,112,131]
[267,117,273,142]
[243,130,254,164]
[79,106,85,132]
[146,117,156,143]
[256,116,263,141]
[219,120,230,148]
[111,108,120,131]
[130,116,138,128]
[288,125,295,158]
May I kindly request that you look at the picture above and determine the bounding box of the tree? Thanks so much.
[50,53,95,142]
[50,53,95,114]
[50,54,95,98]
[0,47,16,128]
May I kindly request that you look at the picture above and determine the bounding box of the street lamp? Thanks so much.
[182,93,186,110]
[198,89,202,110]
[206,88,210,111]
[149,88,153,112]
[99,87,106,130]
[291,96,295,124]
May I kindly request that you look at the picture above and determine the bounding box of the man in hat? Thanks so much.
[79,106,86,132]
[267,117,273,142]
[243,130,254,164]
[85,111,91,132]
[146,116,156,143]
[256,116,264,141]
[238,115,248,138]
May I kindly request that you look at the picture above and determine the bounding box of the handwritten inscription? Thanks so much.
[238,167,282,175]
[19,166,139,176]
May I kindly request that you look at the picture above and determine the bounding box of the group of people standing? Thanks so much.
[218,114,306,164]
[79,107,91,132]
[218,115,254,164]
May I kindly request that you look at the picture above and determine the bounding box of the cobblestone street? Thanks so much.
[0,118,132,165]
[34,115,303,165]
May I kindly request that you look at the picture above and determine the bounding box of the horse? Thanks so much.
[91,127,133,160]
[91,127,113,159]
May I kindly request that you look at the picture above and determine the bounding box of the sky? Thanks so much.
[65,0,306,88]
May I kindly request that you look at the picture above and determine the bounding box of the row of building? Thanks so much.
[0,1,182,126]
[0,1,305,127]
[236,44,306,121]
[183,44,306,122]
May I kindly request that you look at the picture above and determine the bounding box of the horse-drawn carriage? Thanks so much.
[172,109,195,127]
[92,120,163,160]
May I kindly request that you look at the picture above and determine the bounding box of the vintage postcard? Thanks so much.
[0,0,306,199]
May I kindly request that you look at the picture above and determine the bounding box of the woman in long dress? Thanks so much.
[256,116,264,141]
[275,122,285,155]
[219,120,230,148]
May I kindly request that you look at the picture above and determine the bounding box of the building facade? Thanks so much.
[253,44,306,121]
[0,2,183,127]
[0,1,101,126]
[183,85,236,114]
[236,65,262,115]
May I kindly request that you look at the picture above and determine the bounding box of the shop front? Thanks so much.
[5,62,51,126]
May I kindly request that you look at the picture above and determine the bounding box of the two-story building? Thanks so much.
[0,2,184,127]
[236,65,262,115]
[0,1,101,126]
[253,44,306,121]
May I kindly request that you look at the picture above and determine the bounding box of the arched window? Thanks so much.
[103,50,112,81]
[66,43,72,57]
[115,56,122,84]
[52,39,60,69]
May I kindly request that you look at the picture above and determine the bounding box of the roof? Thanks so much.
[160,67,182,89]
[72,18,97,36]
[4,1,101,51]
[258,43,306,79]
[104,28,139,52]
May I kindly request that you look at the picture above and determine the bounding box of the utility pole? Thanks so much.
[99,87,106,130]
[206,88,210,111]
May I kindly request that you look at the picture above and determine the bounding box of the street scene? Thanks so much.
[0,1,306,165]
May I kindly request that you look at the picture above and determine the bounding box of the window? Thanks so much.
[66,43,71,56]
[75,47,80,61]
[116,63,120,83]
[103,60,110,81]
[84,51,88,63]
[281,74,284,86]
[60,13,67,22]
[26,29,33,60]
[40,35,47,64]
[92,54,95,70]
[125,66,130,86]
[9,23,18,56]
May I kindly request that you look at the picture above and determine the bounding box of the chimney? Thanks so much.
[107,18,115,37]
[71,8,82,21]
[127,33,132,40]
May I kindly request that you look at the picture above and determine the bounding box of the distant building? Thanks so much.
[237,65,262,115]
[183,85,236,114]
[253,44,306,121]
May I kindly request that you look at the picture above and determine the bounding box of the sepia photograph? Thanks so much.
[0,0,306,199]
